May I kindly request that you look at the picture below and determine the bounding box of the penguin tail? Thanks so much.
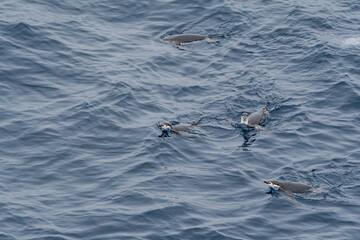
[208,35,224,39]
[264,100,269,109]
[192,117,204,126]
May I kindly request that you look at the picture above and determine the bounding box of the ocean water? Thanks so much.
[0,0,360,239]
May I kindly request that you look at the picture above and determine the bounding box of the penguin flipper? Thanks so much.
[283,191,301,206]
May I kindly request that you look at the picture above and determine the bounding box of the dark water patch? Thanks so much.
[89,1,150,24]
[27,0,83,15]
[4,22,41,42]
[299,16,334,31]
[292,44,336,70]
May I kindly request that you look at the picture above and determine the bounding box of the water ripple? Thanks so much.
[0,0,360,239]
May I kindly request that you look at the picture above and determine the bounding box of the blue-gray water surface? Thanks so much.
[1,0,360,239]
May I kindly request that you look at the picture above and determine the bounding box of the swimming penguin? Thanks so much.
[264,180,320,205]
[162,34,222,45]
[241,101,269,127]
[158,118,203,137]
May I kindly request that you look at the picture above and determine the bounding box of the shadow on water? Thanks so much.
[233,123,258,149]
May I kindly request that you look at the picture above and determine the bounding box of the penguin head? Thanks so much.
[241,113,249,125]
[264,180,280,190]
[158,123,172,137]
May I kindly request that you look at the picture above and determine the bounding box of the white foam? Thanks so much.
[343,37,360,46]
